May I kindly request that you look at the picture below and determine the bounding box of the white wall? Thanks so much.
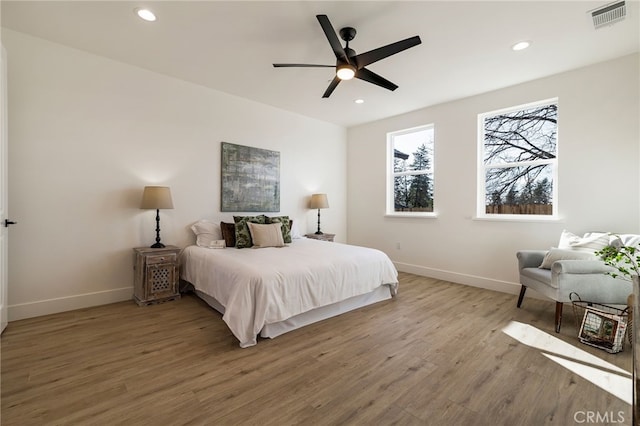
[4,29,347,320]
[347,54,640,294]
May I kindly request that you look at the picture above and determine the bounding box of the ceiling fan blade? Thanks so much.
[273,64,335,68]
[354,36,421,68]
[322,76,341,98]
[355,68,398,91]
[316,14,349,64]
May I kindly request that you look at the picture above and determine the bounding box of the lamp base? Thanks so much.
[150,209,166,249]
[314,231,324,235]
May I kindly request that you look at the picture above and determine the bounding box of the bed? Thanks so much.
[180,237,398,348]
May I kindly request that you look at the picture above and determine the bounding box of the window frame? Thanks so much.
[476,98,559,221]
[386,124,436,218]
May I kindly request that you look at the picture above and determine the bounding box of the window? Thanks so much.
[387,124,435,215]
[478,99,558,218]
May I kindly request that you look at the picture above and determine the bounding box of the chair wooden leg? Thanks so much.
[555,302,563,333]
[517,285,527,308]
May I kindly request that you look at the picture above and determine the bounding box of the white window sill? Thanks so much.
[473,214,563,223]
[385,212,438,219]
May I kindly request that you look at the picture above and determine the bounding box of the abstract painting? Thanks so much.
[221,142,280,212]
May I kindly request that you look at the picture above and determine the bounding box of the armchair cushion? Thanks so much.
[520,266,551,286]
[538,248,596,269]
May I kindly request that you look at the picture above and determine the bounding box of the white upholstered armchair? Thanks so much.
[516,231,639,333]
[516,249,632,332]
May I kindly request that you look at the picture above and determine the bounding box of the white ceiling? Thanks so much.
[1,1,638,127]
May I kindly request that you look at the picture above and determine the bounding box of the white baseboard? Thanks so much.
[8,287,133,321]
[394,261,524,295]
[7,265,540,322]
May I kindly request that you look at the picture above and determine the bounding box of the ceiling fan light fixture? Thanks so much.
[336,64,356,80]
[273,15,421,98]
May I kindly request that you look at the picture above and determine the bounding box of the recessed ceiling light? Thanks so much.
[135,8,157,22]
[512,41,531,51]
[354,99,364,104]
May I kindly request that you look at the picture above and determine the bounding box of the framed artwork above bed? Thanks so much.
[221,142,280,212]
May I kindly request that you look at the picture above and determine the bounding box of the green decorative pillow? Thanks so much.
[266,216,291,243]
[234,215,267,248]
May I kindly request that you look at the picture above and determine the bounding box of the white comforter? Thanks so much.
[180,238,398,347]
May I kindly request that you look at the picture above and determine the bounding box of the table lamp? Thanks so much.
[309,193,329,235]
[140,186,174,248]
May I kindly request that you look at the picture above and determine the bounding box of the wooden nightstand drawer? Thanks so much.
[146,253,177,265]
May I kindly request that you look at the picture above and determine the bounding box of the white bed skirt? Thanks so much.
[195,285,393,340]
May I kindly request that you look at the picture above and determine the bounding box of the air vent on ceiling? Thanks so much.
[591,1,626,29]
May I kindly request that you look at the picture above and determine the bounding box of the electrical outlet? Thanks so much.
[396,242,401,250]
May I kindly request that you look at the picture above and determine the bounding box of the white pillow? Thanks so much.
[247,222,285,248]
[290,219,303,239]
[539,248,598,269]
[190,220,222,248]
[557,230,609,253]
[613,234,640,249]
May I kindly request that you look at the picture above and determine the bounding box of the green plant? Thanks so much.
[596,242,640,281]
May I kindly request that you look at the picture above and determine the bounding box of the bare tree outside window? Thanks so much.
[388,125,434,214]
[480,100,558,216]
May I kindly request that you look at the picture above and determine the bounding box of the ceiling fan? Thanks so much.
[273,15,422,98]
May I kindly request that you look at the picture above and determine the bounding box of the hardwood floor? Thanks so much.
[1,272,633,425]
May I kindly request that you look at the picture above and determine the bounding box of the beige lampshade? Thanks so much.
[309,193,329,209]
[140,186,174,210]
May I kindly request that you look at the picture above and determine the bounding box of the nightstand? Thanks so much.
[305,233,335,242]
[133,246,181,306]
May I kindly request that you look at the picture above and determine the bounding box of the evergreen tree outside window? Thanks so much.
[478,99,558,218]
[387,125,435,215]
